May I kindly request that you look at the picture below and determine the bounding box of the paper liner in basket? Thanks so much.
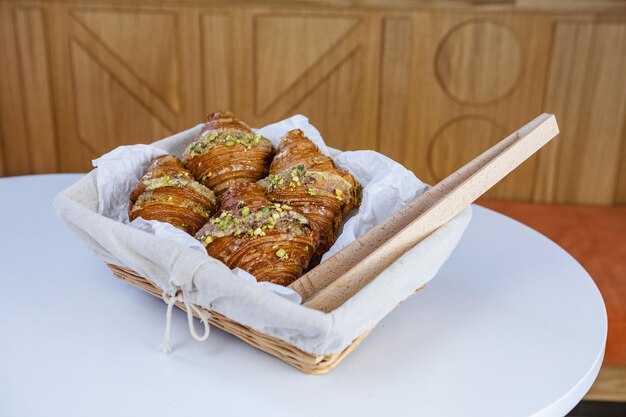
[53,115,471,356]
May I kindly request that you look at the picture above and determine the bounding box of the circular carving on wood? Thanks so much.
[435,19,523,105]
[428,116,506,182]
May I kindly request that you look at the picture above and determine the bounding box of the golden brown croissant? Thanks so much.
[129,155,217,235]
[195,182,319,286]
[183,111,274,195]
[257,129,361,262]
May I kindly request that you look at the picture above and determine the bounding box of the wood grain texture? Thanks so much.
[68,8,179,131]
[377,16,412,160]
[382,11,553,201]
[300,114,559,310]
[200,12,232,116]
[44,1,85,173]
[616,117,626,204]
[69,40,171,157]
[435,19,522,105]
[0,116,4,177]
[72,8,180,112]
[177,6,203,127]
[12,7,59,174]
[0,1,624,206]
[585,366,626,401]
[0,4,58,175]
[253,14,358,114]
[0,2,28,176]
[534,21,626,205]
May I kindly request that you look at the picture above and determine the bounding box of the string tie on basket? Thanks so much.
[160,289,211,353]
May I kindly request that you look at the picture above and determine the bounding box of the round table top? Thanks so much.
[0,174,606,417]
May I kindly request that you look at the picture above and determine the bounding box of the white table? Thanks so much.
[0,174,606,417]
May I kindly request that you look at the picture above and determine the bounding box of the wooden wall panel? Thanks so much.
[617,119,626,204]
[534,21,626,205]
[44,2,84,172]
[0,4,58,175]
[290,48,365,150]
[68,8,179,131]
[253,14,359,115]
[71,8,181,113]
[377,16,413,161]
[229,10,380,152]
[12,6,58,174]
[53,5,183,171]
[278,14,381,152]
[200,12,233,115]
[0,1,625,205]
[69,40,171,156]
[380,12,553,200]
[0,116,4,176]
[0,2,28,176]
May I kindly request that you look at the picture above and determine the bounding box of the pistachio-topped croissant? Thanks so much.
[183,111,274,195]
[195,182,319,286]
[257,129,361,262]
[129,155,217,235]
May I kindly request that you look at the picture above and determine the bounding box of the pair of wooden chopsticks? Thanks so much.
[288,113,559,313]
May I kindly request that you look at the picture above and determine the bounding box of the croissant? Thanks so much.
[195,182,319,286]
[257,129,361,262]
[129,155,217,235]
[183,111,274,195]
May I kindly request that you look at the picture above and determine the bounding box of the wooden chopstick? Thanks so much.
[289,113,559,312]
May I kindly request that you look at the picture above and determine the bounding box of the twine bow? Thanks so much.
[160,289,210,353]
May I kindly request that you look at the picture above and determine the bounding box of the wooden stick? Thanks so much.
[293,113,558,312]
[289,113,558,301]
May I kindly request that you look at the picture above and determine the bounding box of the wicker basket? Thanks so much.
[107,264,422,374]
[55,114,555,376]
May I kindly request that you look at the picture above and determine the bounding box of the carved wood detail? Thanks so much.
[0,1,624,205]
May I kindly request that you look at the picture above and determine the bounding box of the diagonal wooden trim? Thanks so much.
[67,39,173,155]
[282,46,362,117]
[68,12,178,131]
[253,13,364,117]
[69,7,182,115]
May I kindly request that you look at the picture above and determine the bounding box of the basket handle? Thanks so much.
[288,113,559,312]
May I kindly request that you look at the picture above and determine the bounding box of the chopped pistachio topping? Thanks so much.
[135,192,213,219]
[275,248,287,259]
[335,188,343,201]
[185,130,266,157]
[141,174,215,204]
[196,204,312,245]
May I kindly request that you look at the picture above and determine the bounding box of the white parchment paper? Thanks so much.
[55,115,471,355]
[93,115,427,300]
